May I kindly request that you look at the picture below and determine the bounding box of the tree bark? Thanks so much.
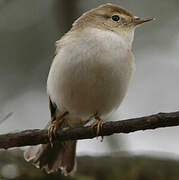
[0,111,179,149]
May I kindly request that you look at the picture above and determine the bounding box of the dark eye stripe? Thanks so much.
[112,15,120,22]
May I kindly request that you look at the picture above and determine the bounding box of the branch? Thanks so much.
[0,112,13,125]
[0,111,179,149]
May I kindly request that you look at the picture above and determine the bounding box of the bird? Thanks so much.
[24,3,153,176]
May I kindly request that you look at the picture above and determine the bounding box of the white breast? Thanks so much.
[47,28,135,120]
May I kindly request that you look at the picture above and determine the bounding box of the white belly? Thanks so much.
[47,28,134,120]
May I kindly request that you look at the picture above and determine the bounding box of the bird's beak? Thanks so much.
[134,17,154,26]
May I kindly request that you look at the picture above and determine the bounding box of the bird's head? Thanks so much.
[72,3,153,38]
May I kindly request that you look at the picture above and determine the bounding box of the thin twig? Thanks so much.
[0,112,13,125]
[0,111,179,149]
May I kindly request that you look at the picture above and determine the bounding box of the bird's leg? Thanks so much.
[48,111,68,147]
[91,116,104,142]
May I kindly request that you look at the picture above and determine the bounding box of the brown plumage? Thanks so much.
[72,3,134,31]
[24,98,77,175]
[24,3,153,176]
[24,3,135,175]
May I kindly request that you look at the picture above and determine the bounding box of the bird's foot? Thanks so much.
[48,120,60,147]
[48,111,68,147]
[91,117,104,142]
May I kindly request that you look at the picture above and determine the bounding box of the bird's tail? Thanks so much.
[24,123,77,176]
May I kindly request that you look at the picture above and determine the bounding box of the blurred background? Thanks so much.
[0,0,179,179]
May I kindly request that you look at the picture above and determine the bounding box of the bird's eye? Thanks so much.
[112,15,120,22]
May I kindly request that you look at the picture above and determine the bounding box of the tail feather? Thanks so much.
[24,140,77,175]
[24,98,78,175]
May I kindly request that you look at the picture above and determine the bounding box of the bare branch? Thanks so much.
[0,112,13,125]
[0,111,179,149]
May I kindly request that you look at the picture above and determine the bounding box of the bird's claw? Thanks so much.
[48,120,59,147]
[91,117,104,142]
[48,111,68,147]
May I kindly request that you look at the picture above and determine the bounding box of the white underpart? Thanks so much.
[47,28,135,121]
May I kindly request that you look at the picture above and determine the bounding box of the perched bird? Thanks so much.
[24,3,153,176]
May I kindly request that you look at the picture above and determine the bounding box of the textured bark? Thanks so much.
[0,111,179,149]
